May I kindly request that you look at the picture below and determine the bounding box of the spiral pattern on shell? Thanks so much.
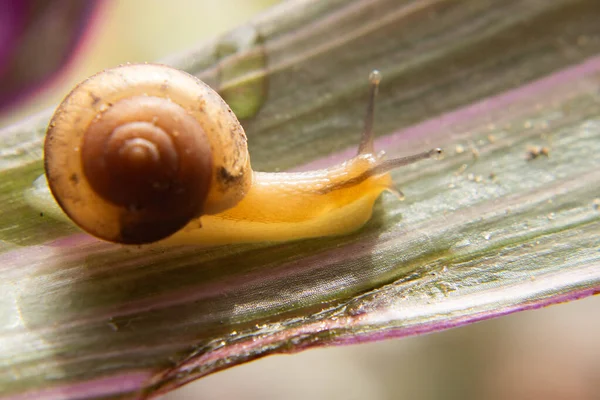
[44,64,252,244]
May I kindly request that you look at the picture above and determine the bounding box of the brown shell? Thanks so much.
[44,64,252,244]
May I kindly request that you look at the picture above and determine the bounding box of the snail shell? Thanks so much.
[44,64,251,244]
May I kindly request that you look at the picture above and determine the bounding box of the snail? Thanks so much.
[37,63,441,245]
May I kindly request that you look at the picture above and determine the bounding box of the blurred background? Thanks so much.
[0,0,278,126]
[170,296,600,400]
[2,1,599,399]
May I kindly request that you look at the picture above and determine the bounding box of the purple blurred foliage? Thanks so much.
[0,0,104,114]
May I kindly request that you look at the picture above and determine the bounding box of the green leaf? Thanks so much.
[1,0,599,398]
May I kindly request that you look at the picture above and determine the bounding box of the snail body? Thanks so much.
[166,155,393,245]
[40,63,440,245]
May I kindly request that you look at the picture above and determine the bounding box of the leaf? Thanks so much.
[1,0,600,398]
